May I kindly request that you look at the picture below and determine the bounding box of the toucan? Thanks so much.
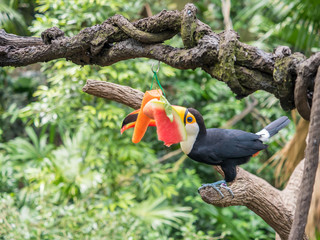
[122,105,290,198]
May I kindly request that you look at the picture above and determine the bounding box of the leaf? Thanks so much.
[25,127,39,150]
[160,95,173,122]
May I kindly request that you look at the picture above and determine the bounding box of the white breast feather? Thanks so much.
[180,123,199,154]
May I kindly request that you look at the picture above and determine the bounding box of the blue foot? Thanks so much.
[198,180,234,199]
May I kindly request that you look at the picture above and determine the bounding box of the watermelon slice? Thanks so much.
[143,99,187,147]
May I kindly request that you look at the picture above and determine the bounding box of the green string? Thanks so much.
[150,70,166,97]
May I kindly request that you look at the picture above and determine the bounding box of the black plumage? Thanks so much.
[186,108,289,182]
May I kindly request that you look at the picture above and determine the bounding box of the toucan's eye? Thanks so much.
[187,117,193,123]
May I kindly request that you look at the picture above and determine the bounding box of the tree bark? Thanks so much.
[0,4,309,110]
[82,80,143,109]
[289,66,320,240]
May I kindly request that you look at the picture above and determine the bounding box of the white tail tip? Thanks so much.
[256,129,270,142]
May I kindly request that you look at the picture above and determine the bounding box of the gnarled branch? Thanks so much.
[0,4,312,111]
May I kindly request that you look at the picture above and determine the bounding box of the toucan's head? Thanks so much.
[173,107,207,137]
[172,107,206,154]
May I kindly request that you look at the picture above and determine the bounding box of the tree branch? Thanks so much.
[82,79,143,109]
[82,79,307,239]
[289,65,320,240]
[105,14,177,44]
[0,4,310,111]
[294,53,320,121]
[200,164,307,240]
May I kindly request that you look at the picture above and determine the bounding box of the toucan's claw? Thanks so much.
[198,180,234,199]
[220,182,234,198]
[198,183,225,199]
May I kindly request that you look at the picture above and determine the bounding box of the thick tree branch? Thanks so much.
[82,79,307,239]
[0,4,313,111]
[105,14,177,44]
[294,53,320,121]
[180,3,198,48]
[200,164,307,240]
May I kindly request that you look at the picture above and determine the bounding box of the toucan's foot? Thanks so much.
[198,180,234,199]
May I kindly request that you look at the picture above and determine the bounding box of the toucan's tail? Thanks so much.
[265,116,290,137]
[256,116,290,141]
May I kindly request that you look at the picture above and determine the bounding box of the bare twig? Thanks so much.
[222,97,258,128]
[158,149,183,163]
[221,0,233,30]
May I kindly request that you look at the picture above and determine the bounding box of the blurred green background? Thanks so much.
[0,0,319,239]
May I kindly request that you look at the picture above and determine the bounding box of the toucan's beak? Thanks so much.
[121,109,139,134]
[120,109,156,134]
[171,105,187,125]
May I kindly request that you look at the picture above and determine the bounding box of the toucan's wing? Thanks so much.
[207,129,267,159]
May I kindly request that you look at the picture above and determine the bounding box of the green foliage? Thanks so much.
[0,0,305,239]
[0,0,36,35]
[0,0,26,34]
[195,0,320,54]
[234,0,320,54]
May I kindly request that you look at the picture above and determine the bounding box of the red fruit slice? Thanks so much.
[143,99,187,147]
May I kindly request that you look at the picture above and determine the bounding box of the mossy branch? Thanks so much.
[1,4,317,112]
